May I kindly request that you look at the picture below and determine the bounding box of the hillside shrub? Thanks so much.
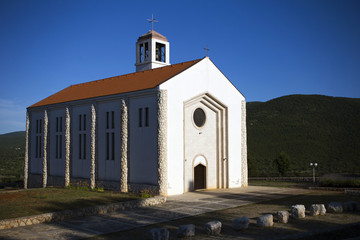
[273,152,290,177]
[319,178,360,188]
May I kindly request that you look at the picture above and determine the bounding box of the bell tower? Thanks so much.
[135,30,170,72]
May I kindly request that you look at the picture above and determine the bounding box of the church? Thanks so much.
[24,29,248,196]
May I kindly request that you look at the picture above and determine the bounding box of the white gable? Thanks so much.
[160,57,246,195]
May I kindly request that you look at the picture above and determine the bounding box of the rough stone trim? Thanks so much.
[157,90,168,196]
[90,104,96,189]
[42,110,48,188]
[120,99,128,192]
[24,111,30,189]
[28,174,42,188]
[0,196,166,230]
[65,107,71,187]
[241,100,248,187]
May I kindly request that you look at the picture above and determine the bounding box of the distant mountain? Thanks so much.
[0,131,25,181]
[0,131,25,151]
[247,95,360,177]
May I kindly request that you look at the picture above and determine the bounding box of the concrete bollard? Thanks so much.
[204,220,222,235]
[327,202,343,213]
[232,216,250,230]
[291,205,305,219]
[309,204,326,216]
[276,211,289,223]
[257,214,273,227]
[150,228,169,240]
[343,201,358,212]
[177,224,195,238]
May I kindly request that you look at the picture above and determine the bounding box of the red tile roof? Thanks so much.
[29,59,202,108]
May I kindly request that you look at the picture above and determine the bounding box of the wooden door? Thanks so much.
[194,164,206,190]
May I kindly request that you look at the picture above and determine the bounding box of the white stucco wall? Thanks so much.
[184,101,218,191]
[97,101,122,181]
[49,109,66,176]
[160,57,245,195]
[71,105,92,178]
[128,94,159,185]
[30,111,44,174]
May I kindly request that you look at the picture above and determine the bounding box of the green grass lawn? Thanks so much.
[0,188,143,220]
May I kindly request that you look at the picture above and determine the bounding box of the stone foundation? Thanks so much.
[27,175,160,194]
[28,174,43,188]
[47,176,65,187]
[129,183,160,195]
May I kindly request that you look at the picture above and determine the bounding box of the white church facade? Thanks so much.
[24,30,248,196]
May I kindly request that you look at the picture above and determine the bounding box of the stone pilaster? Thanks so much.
[65,107,71,187]
[157,90,168,196]
[241,100,248,187]
[90,104,96,189]
[43,110,48,188]
[24,111,30,189]
[120,99,128,192]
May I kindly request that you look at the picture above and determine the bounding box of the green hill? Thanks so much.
[247,94,360,177]
[0,131,25,182]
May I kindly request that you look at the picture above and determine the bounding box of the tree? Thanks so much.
[273,151,290,177]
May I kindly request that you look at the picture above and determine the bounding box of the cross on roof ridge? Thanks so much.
[204,46,210,57]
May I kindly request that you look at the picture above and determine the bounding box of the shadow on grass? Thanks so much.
[33,193,142,213]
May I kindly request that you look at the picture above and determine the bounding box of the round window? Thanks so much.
[193,108,206,128]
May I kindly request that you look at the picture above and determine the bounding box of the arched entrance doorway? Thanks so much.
[194,164,206,190]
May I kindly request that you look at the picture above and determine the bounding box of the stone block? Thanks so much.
[150,227,169,240]
[276,211,289,223]
[327,202,343,213]
[31,218,40,224]
[291,205,305,219]
[9,220,17,228]
[257,214,273,227]
[205,220,222,235]
[232,216,250,230]
[309,204,326,216]
[177,224,195,238]
[343,201,358,212]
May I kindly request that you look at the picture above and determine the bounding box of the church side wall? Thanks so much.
[71,105,92,179]
[160,58,246,195]
[30,111,44,174]
[27,89,161,193]
[48,109,66,177]
[128,94,158,186]
[97,101,122,181]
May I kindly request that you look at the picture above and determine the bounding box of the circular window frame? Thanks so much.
[192,107,206,129]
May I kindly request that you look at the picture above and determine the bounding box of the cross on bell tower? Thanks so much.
[147,14,158,31]
[135,16,170,72]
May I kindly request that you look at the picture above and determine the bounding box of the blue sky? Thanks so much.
[0,0,359,134]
